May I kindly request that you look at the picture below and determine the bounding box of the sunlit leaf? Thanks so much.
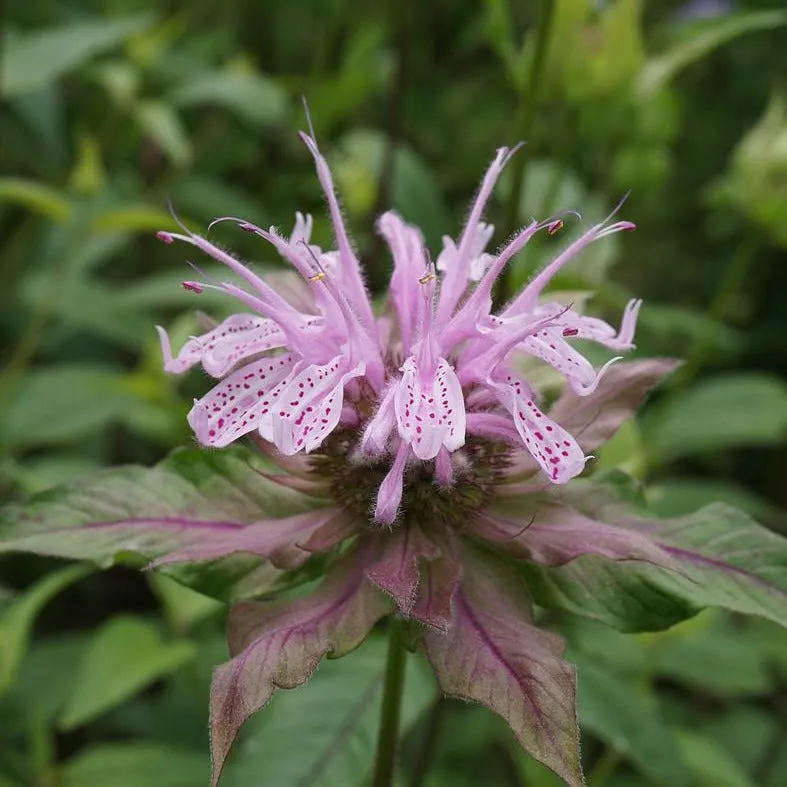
[91,205,181,233]
[2,15,154,96]
[0,178,71,221]
[68,133,106,195]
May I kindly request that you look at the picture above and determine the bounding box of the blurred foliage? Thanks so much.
[2,0,787,785]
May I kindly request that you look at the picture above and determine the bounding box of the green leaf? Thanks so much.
[149,575,222,634]
[59,743,207,787]
[575,657,691,786]
[170,68,287,128]
[68,133,106,195]
[639,10,787,96]
[5,633,89,722]
[2,15,155,96]
[0,365,142,449]
[21,273,152,349]
[221,635,435,787]
[521,490,787,632]
[699,707,775,775]
[647,612,773,697]
[643,374,787,461]
[4,454,104,495]
[133,101,192,167]
[675,730,759,787]
[647,478,779,522]
[0,564,92,695]
[58,616,196,730]
[0,446,325,600]
[0,178,71,221]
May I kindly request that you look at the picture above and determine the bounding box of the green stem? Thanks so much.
[373,618,409,787]
[679,232,759,386]
[497,0,556,303]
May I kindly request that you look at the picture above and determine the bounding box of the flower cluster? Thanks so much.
[156,133,641,523]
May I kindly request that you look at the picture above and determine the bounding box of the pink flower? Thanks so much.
[157,135,640,521]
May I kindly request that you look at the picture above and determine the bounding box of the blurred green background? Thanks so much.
[2,1,787,786]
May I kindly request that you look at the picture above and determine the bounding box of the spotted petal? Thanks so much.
[188,354,297,447]
[157,314,287,378]
[521,327,599,394]
[489,369,587,484]
[394,357,466,460]
[267,357,366,455]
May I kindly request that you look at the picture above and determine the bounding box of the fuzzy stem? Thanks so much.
[373,617,409,787]
[497,0,556,304]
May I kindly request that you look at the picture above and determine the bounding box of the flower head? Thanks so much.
[157,136,640,523]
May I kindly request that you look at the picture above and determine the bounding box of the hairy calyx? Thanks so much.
[312,428,512,528]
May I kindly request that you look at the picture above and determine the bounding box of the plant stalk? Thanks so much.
[497,0,556,304]
[372,617,409,787]
[679,232,759,386]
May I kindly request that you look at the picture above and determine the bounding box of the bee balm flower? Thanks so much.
[157,133,640,523]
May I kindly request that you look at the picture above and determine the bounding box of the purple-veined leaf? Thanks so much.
[475,502,678,570]
[520,484,787,632]
[220,635,436,787]
[0,446,331,600]
[148,509,347,570]
[210,545,390,785]
[423,545,583,787]
[548,358,680,453]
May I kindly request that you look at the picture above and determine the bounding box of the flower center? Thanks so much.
[311,428,513,529]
